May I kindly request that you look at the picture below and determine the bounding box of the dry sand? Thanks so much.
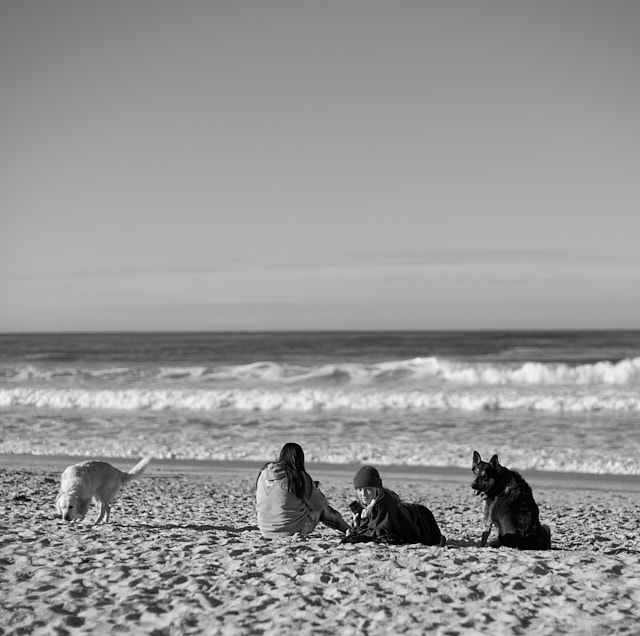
[1,455,640,635]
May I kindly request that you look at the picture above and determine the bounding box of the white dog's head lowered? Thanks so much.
[55,463,95,522]
[55,491,91,522]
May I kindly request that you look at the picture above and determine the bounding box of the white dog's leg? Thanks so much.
[96,504,107,524]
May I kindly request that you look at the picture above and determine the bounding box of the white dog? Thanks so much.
[55,456,151,523]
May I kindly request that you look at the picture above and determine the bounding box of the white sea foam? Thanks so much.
[2,386,640,413]
[1,435,637,475]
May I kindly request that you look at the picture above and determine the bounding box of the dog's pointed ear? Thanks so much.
[489,454,500,468]
[472,451,481,467]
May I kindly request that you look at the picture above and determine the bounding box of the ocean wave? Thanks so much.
[2,356,640,387]
[2,386,640,413]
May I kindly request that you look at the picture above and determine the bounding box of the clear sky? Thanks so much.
[1,1,639,331]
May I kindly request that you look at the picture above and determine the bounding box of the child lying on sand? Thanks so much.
[345,465,445,546]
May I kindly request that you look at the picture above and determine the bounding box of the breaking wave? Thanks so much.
[2,386,640,413]
[2,356,640,387]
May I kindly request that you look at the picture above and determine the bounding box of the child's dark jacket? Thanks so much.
[351,488,442,545]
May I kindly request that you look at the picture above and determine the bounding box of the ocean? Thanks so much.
[1,331,639,475]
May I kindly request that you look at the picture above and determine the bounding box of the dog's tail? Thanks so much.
[121,456,152,484]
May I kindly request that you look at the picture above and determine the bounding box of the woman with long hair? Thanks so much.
[256,442,350,538]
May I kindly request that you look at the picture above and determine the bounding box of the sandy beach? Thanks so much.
[1,456,640,635]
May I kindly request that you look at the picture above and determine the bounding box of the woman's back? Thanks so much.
[256,461,325,537]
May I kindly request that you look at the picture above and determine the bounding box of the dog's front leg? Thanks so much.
[479,494,494,547]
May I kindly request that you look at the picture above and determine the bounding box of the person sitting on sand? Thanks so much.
[256,442,350,538]
[346,465,445,546]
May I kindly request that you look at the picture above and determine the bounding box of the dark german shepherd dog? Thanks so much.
[471,451,551,550]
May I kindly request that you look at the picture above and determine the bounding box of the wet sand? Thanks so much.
[1,455,639,635]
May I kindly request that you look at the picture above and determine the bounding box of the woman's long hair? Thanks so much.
[256,442,314,500]
[278,442,313,500]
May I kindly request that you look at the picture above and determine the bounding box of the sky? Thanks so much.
[1,1,639,331]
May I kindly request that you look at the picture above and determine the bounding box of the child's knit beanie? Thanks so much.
[353,465,383,489]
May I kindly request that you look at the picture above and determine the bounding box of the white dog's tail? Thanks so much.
[121,456,152,484]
